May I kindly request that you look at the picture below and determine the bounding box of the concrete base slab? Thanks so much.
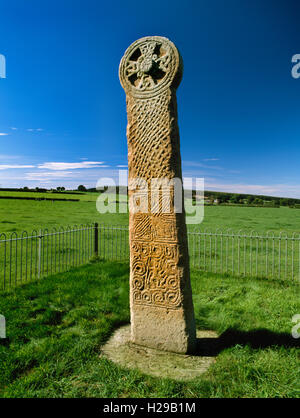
[101,325,218,381]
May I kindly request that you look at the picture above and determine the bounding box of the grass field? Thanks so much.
[0,192,300,290]
[0,260,299,398]
[0,190,98,201]
[0,191,300,236]
[0,193,128,235]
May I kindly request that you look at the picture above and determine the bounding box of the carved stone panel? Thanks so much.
[120,36,196,354]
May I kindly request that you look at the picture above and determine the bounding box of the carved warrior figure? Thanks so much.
[119,36,196,354]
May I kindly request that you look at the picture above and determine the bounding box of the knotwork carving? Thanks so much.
[130,213,182,309]
[119,36,196,353]
[120,36,186,310]
[119,36,182,98]
[131,240,182,309]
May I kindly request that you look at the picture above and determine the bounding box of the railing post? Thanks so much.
[94,223,99,257]
[38,229,42,279]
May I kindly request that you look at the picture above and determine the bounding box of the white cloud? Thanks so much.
[0,165,35,170]
[183,160,222,170]
[0,133,8,136]
[25,171,76,180]
[22,167,119,188]
[38,161,106,170]
[183,161,205,168]
[0,165,121,188]
[204,181,300,198]
[117,165,128,168]
[10,127,18,130]
[203,158,220,161]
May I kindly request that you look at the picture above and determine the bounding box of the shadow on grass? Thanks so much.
[0,338,10,347]
[196,328,300,356]
[1,327,299,356]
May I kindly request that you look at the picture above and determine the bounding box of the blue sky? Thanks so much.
[0,0,300,197]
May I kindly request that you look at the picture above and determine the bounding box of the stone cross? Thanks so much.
[119,36,196,354]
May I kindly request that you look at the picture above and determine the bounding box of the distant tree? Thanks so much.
[253,197,263,205]
[280,198,288,206]
[236,194,245,203]
[264,200,276,207]
[231,194,243,204]
[56,186,65,192]
[222,194,231,203]
[77,185,87,192]
[34,187,47,193]
[247,195,255,205]
[288,198,296,207]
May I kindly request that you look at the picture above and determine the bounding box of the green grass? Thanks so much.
[0,195,129,235]
[1,195,300,290]
[200,205,300,233]
[0,190,99,201]
[0,260,299,398]
[0,193,299,236]
[1,193,300,289]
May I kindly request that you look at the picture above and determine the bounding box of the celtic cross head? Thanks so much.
[119,36,182,98]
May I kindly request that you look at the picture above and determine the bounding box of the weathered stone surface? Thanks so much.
[119,36,196,354]
[101,325,218,381]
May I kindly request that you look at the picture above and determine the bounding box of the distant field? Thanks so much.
[0,192,300,234]
[0,192,299,289]
[198,205,300,233]
[0,191,299,235]
[0,190,98,202]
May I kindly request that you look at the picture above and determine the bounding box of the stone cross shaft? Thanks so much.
[119,36,196,354]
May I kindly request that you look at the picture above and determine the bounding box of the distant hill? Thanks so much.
[194,190,300,208]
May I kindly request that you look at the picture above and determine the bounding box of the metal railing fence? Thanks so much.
[0,224,96,290]
[0,224,299,290]
[188,229,300,282]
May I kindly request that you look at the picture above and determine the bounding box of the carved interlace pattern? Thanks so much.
[127,92,180,180]
[131,214,183,309]
[119,36,181,98]
[120,36,188,310]
[124,41,172,91]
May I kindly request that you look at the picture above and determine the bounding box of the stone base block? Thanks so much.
[101,325,218,381]
[131,304,196,354]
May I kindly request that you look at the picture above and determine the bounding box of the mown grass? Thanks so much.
[0,260,299,398]
[0,191,98,201]
[0,194,129,235]
[0,191,300,236]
